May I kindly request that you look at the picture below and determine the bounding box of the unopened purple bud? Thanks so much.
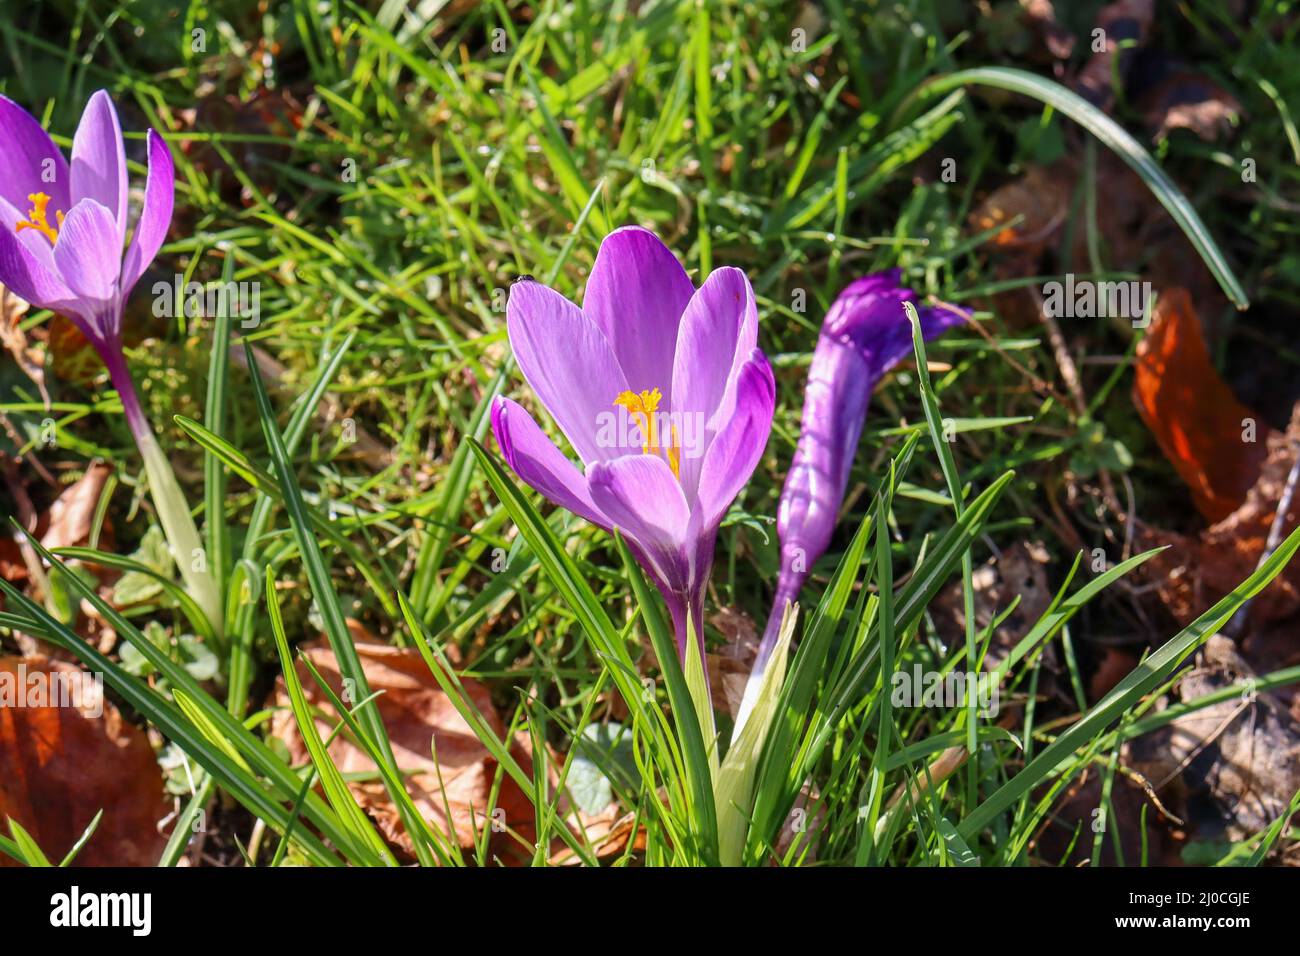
[763,270,967,660]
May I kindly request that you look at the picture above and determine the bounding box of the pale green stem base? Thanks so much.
[136,425,224,637]
[107,350,223,637]
[715,602,798,866]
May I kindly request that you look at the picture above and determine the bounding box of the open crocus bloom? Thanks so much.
[0,90,173,373]
[0,91,220,634]
[491,226,775,658]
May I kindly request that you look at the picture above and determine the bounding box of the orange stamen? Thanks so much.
[14,192,62,246]
[613,387,682,480]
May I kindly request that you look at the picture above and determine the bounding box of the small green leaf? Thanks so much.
[112,526,173,606]
[6,818,52,867]
[567,723,636,815]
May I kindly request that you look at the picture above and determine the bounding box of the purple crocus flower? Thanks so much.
[735,270,967,728]
[491,226,776,659]
[0,91,221,632]
[0,91,173,394]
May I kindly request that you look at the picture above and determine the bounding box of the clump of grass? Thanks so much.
[2,1,1298,865]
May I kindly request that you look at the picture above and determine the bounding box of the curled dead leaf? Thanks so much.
[1141,71,1243,143]
[969,163,1074,254]
[1019,0,1075,61]
[1127,635,1300,844]
[1139,402,1300,627]
[1134,289,1271,524]
[40,464,113,551]
[550,802,648,865]
[0,284,47,404]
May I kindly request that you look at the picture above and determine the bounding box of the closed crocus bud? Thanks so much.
[736,270,966,732]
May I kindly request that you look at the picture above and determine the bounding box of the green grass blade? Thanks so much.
[5,819,52,867]
[242,340,433,865]
[204,251,236,626]
[960,520,1300,839]
[265,570,395,866]
[912,67,1248,308]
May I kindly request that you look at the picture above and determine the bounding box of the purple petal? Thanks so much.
[506,279,631,464]
[822,268,903,313]
[822,278,967,375]
[588,454,691,589]
[669,266,758,498]
[775,337,868,576]
[777,283,968,566]
[0,217,75,312]
[70,90,128,248]
[0,94,70,215]
[694,349,775,529]
[52,199,122,305]
[583,226,695,403]
[120,129,174,299]
[490,396,607,528]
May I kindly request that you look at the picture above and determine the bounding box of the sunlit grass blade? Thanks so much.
[959,520,1300,840]
[242,339,433,864]
[0,574,346,866]
[172,413,397,617]
[4,819,52,867]
[3,533,355,864]
[470,436,718,862]
[398,591,600,866]
[265,570,396,866]
[910,66,1249,308]
[204,251,237,629]
[293,650,459,866]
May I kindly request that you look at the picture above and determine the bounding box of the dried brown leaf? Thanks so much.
[0,656,168,866]
[269,640,534,858]
[706,606,760,719]
[0,285,47,403]
[1141,71,1243,142]
[1133,289,1272,524]
[1127,635,1300,843]
[1139,402,1300,627]
[39,464,112,551]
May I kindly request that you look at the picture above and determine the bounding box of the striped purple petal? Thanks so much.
[70,90,129,247]
[583,226,695,406]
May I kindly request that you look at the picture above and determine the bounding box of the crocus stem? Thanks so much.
[735,570,801,734]
[667,589,708,667]
[759,571,803,669]
[107,355,224,636]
